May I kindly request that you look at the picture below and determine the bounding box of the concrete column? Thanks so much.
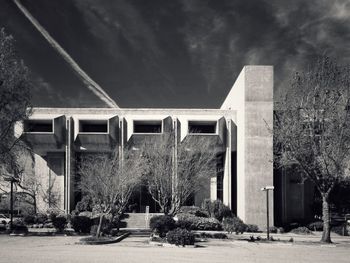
[223,118,232,208]
[220,66,273,229]
[64,117,71,213]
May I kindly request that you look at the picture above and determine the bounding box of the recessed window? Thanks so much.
[24,119,53,133]
[79,120,108,133]
[133,120,162,133]
[188,121,217,134]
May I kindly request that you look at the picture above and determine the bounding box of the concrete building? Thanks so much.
[15,66,275,229]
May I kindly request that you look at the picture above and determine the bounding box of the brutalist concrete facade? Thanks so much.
[15,66,274,229]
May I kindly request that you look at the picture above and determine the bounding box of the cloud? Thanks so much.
[10,0,350,108]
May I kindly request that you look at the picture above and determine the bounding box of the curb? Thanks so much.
[149,241,197,248]
[77,232,130,245]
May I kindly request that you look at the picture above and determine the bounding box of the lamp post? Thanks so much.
[4,175,18,231]
[261,186,274,240]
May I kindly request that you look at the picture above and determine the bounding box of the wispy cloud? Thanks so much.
[13,0,119,108]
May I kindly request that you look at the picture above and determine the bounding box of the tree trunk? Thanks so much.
[321,194,331,243]
[96,214,104,238]
[33,196,37,214]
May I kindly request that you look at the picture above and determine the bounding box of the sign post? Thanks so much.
[145,206,150,228]
[261,186,274,240]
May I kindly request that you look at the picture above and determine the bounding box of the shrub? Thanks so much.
[75,196,93,213]
[90,225,98,236]
[166,228,195,246]
[201,199,233,221]
[246,224,259,233]
[331,225,348,236]
[52,215,67,232]
[12,218,24,225]
[308,221,323,231]
[176,213,222,231]
[11,224,28,235]
[23,214,35,225]
[71,216,93,233]
[277,227,285,234]
[269,226,278,233]
[196,232,227,239]
[222,216,246,234]
[290,226,312,235]
[43,222,54,228]
[179,206,209,218]
[150,215,176,237]
[11,219,28,235]
[35,213,48,224]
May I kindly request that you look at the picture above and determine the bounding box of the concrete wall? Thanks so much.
[17,65,273,227]
[221,66,273,229]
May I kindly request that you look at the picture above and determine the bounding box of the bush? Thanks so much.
[150,215,176,237]
[201,199,233,221]
[75,196,93,213]
[331,225,348,236]
[52,215,67,232]
[89,215,122,237]
[90,225,99,236]
[23,214,35,225]
[246,224,259,233]
[176,213,222,231]
[71,216,92,234]
[11,224,28,235]
[35,213,48,224]
[12,218,24,225]
[166,228,195,246]
[11,219,28,234]
[179,206,209,218]
[222,216,246,234]
[277,227,285,234]
[195,232,228,239]
[290,226,312,235]
[269,226,278,233]
[308,221,323,231]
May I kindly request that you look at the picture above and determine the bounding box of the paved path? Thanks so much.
[0,235,349,263]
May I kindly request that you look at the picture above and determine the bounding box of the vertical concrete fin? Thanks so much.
[123,118,128,144]
[218,117,227,145]
[108,116,119,143]
[220,67,246,221]
[176,118,181,143]
[244,66,274,229]
[54,115,66,148]
[163,116,173,133]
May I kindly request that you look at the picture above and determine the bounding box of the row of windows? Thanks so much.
[23,120,218,134]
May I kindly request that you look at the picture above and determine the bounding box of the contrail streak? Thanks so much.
[13,0,119,108]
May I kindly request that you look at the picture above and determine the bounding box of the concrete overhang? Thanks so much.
[74,116,119,151]
[20,115,66,150]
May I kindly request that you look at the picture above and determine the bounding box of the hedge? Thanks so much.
[150,215,176,237]
[176,213,222,231]
[166,228,195,246]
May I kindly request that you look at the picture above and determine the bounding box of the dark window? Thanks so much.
[188,121,216,134]
[24,120,53,133]
[216,153,224,201]
[79,120,108,133]
[134,120,162,133]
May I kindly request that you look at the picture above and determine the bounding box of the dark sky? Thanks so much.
[1,0,349,108]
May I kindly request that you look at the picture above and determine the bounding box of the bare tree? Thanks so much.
[0,28,32,176]
[142,133,217,215]
[274,57,350,243]
[0,150,62,214]
[78,148,145,238]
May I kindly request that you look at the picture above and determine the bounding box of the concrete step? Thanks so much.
[125,228,152,237]
[122,213,162,229]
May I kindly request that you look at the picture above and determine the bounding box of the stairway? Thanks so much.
[121,213,163,229]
